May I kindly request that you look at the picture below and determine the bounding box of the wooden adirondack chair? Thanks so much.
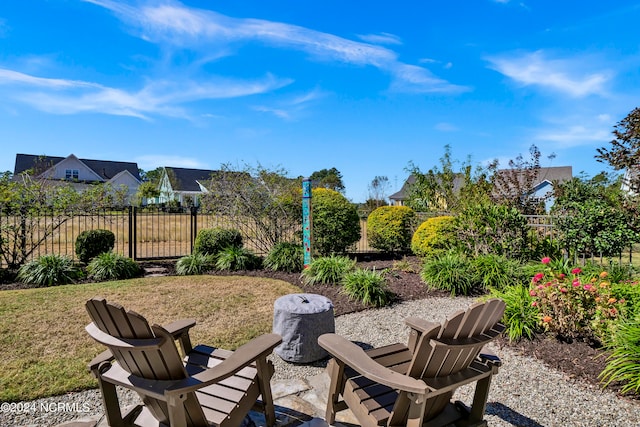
[318,298,506,427]
[85,297,282,427]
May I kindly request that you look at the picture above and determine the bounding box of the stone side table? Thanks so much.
[272,293,335,363]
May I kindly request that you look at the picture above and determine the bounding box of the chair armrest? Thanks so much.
[163,318,196,337]
[404,317,440,335]
[163,333,282,396]
[162,318,196,354]
[87,349,114,372]
[479,350,502,367]
[318,334,427,395]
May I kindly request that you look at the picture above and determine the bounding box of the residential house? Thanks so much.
[390,166,573,211]
[13,153,141,200]
[156,167,217,206]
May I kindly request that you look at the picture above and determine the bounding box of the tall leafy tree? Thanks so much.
[309,167,345,193]
[488,145,552,214]
[596,107,640,193]
[405,145,491,213]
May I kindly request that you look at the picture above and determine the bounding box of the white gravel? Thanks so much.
[2,296,638,427]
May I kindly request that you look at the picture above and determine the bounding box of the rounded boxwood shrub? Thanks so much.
[75,229,115,263]
[87,252,142,281]
[411,216,456,258]
[367,206,416,254]
[312,188,361,255]
[193,227,243,255]
[264,242,304,273]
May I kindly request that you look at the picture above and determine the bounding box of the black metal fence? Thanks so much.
[0,208,635,268]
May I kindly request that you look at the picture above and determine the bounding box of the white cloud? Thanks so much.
[84,0,465,94]
[0,68,292,119]
[535,123,610,148]
[486,50,612,97]
[435,122,458,132]
[356,32,402,46]
[253,88,325,120]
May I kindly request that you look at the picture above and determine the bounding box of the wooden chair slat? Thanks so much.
[319,298,505,427]
[85,297,280,427]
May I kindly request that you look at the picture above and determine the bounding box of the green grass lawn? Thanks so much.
[0,275,301,402]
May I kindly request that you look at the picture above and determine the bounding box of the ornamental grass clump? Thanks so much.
[17,254,80,287]
[301,255,356,285]
[264,242,304,273]
[176,252,215,276]
[87,252,142,281]
[342,268,391,307]
[528,257,625,343]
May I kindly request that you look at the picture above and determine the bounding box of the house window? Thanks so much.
[65,169,79,180]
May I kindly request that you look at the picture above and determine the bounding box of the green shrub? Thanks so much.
[366,206,416,254]
[312,188,361,255]
[527,235,563,261]
[472,254,525,291]
[264,242,304,273]
[342,268,391,307]
[600,313,640,394]
[17,254,80,287]
[487,285,540,341]
[302,255,356,285]
[75,229,115,263]
[87,252,142,281]
[176,252,214,276]
[420,251,475,296]
[411,216,456,258]
[215,246,261,271]
[454,203,529,260]
[194,228,243,255]
[611,281,640,320]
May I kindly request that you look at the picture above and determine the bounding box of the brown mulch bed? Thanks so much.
[1,255,636,400]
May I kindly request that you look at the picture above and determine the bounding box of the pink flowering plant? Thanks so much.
[528,258,625,343]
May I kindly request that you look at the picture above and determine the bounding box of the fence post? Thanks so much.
[128,206,133,259]
[190,206,198,254]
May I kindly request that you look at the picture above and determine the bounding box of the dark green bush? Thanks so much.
[411,216,456,258]
[454,202,529,259]
[420,251,475,296]
[17,254,80,287]
[302,255,356,285]
[264,242,304,273]
[75,229,115,263]
[215,246,261,271]
[194,228,243,255]
[342,268,391,307]
[312,188,361,255]
[87,252,142,281]
[366,206,416,254]
[176,253,214,276]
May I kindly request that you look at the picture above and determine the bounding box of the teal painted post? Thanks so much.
[302,178,312,268]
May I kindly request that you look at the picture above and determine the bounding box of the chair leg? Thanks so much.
[325,359,345,425]
[467,375,493,424]
[256,358,277,427]
[96,377,126,427]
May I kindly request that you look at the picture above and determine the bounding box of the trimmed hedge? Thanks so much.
[367,206,416,254]
[411,216,456,258]
[194,227,243,255]
[75,229,115,263]
[312,188,361,255]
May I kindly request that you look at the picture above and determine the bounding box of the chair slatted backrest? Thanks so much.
[86,298,208,426]
[392,299,505,424]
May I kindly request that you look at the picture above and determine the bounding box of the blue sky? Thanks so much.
[1,1,639,202]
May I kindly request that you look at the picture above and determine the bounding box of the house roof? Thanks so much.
[390,166,573,202]
[13,154,141,181]
[389,174,467,201]
[492,166,573,197]
[164,167,221,192]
